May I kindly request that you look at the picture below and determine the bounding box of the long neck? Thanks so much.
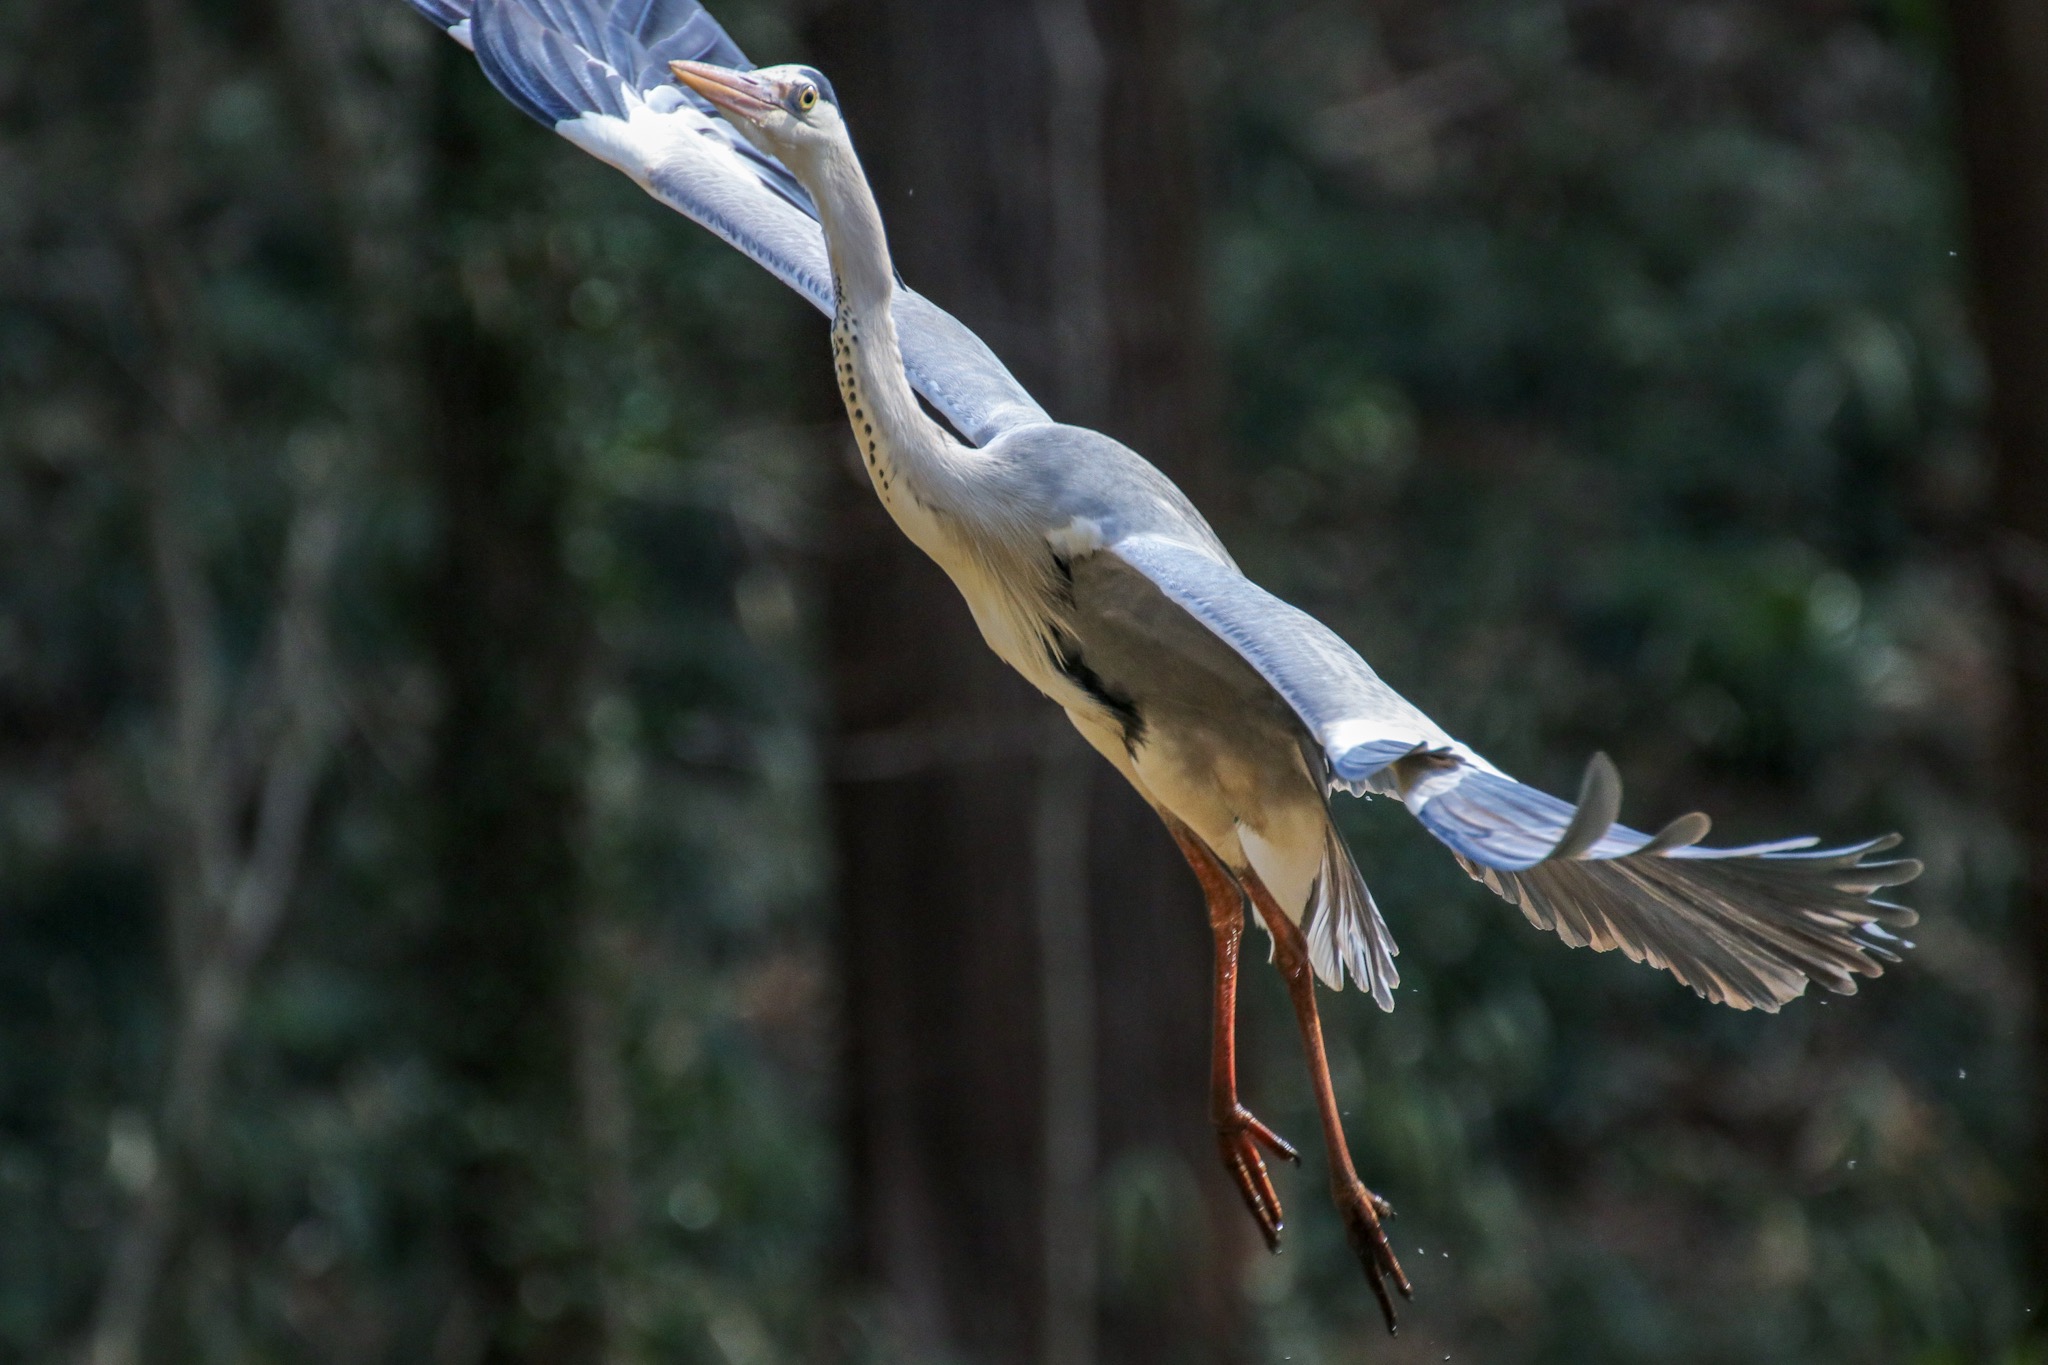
[804,140,963,512]
[811,141,898,320]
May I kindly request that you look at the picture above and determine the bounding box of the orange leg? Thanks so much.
[1165,820,1299,1251]
[1244,867,1413,1334]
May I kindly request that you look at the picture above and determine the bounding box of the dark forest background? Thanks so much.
[0,0,2039,1360]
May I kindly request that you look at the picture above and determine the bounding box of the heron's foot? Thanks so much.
[1215,1104,1299,1251]
[1336,1176,1412,1335]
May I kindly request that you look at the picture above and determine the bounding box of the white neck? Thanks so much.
[799,138,966,528]
[809,140,897,317]
[786,131,1067,692]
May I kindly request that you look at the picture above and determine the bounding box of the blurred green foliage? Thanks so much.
[0,0,2033,1361]
[2,0,845,1357]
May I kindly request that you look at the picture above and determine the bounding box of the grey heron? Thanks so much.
[407,0,1922,1331]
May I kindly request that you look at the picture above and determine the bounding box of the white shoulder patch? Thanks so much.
[1046,516,1106,558]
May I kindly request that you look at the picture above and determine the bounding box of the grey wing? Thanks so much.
[1105,533,1459,785]
[404,0,1049,444]
[1107,532,1922,1012]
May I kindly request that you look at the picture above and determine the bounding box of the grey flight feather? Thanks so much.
[403,0,1923,1013]
[418,0,1049,444]
[1404,753,1920,1010]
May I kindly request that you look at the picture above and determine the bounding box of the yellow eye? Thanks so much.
[797,86,818,112]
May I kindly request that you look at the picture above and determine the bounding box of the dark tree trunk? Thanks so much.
[811,0,1242,1358]
[1947,0,2048,1290]
[414,47,603,1365]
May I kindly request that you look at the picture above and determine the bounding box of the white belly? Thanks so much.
[1064,702,1327,927]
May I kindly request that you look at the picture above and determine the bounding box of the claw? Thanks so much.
[1217,1104,1294,1250]
[1336,1178,1412,1334]
[1225,1145,1280,1250]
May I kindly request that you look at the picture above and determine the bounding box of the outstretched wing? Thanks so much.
[1105,534,1462,786]
[1404,753,1920,1010]
[403,0,1050,445]
[1107,533,1921,1012]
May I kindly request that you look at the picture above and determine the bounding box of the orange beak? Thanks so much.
[670,60,778,122]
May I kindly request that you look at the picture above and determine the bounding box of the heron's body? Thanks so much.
[408,0,1924,1329]
[819,186,1343,925]
[840,320,1344,933]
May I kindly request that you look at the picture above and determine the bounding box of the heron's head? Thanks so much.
[670,61,845,166]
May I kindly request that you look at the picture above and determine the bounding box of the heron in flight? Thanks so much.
[407,0,1921,1330]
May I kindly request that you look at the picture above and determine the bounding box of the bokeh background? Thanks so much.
[0,0,2039,1360]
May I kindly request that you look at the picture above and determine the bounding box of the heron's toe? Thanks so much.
[1335,1177,1411,1334]
[1215,1104,1297,1251]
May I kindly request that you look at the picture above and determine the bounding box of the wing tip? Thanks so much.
[1418,756,1924,1012]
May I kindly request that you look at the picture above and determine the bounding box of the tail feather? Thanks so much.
[1305,823,1399,1010]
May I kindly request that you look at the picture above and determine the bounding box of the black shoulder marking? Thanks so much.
[1048,550,1077,607]
[1046,630,1143,746]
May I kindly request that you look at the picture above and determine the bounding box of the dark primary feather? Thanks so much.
[408,0,815,212]
[473,1,628,122]
[405,0,1050,444]
[471,0,816,213]
[409,0,469,29]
